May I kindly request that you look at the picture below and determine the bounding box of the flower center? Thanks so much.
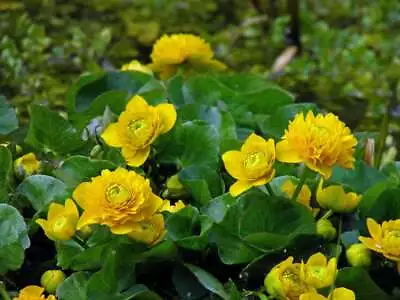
[106,184,131,204]
[244,152,263,168]
[128,119,147,133]
[53,216,68,232]
[383,229,400,256]
[281,268,307,297]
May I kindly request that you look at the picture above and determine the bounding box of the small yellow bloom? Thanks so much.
[276,111,357,179]
[222,133,275,197]
[316,180,361,213]
[13,285,57,300]
[346,243,372,268]
[300,287,355,300]
[150,33,226,79]
[121,60,153,75]
[36,199,79,241]
[128,213,165,245]
[300,252,337,289]
[159,199,186,213]
[101,95,176,167]
[163,174,188,199]
[40,270,66,294]
[282,179,312,208]
[359,218,400,262]
[264,257,316,300]
[14,152,40,176]
[73,168,163,235]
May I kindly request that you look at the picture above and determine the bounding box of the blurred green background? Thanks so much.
[1,0,399,160]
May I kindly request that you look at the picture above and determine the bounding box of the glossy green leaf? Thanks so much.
[335,267,391,300]
[0,146,12,202]
[0,204,29,274]
[25,105,84,154]
[17,175,68,212]
[0,95,18,135]
[53,155,116,188]
[57,272,90,300]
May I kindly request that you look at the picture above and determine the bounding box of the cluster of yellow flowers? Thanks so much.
[264,253,355,300]
[13,286,56,300]
[36,96,184,245]
[121,33,226,79]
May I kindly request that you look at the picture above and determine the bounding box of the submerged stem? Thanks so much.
[0,281,11,300]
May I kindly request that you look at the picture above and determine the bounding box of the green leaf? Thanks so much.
[359,181,400,224]
[330,161,387,193]
[0,204,30,274]
[209,189,316,264]
[25,105,84,154]
[172,265,208,300]
[57,272,90,300]
[121,285,162,300]
[53,155,117,189]
[69,71,161,113]
[166,206,212,250]
[335,267,391,300]
[0,146,12,202]
[184,264,230,300]
[0,95,18,135]
[17,175,68,212]
[258,103,318,138]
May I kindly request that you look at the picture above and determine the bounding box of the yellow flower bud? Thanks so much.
[78,225,93,239]
[163,174,188,199]
[346,243,371,268]
[36,199,79,241]
[159,199,186,213]
[316,219,337,241]
[14,152,40,177]
[41,270,66,293]
[317,180,361,213]
[121,60,153,75]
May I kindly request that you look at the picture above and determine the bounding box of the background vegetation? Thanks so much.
[1,0,399,160]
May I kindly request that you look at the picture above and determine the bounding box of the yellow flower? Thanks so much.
[73,168,163,235]
[128,213,165,245]
[264,257,316,300]
[14,152,40,176]
[300,287,355,300]
[40,270,66,294]
[150,33,226,79]
[36,199,79,241]
[13,285,57,300]
[316,180,361,213]
[359,218,400,262]
[222,133,276,197]
[346,243,372,268]
[121,60,153,75]
[159,199,186,213]
[282,179,312,208]
[101,95,176,167]
[163,174,188,198]
[276,111,357,179]
[300,252,337,289]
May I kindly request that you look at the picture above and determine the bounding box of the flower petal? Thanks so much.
[65,198,79,219]
[306,252,327,266]
[155,103,177,134]
[122,146,151,167]
[276,140,302,163]
[242,133,267,151]
[73,182,91,209]
[229,180,253,197]
[47,202,66,220]
[358,236,383,253]
[101,123,122,147]
[252,169,276,186]
[126,95,149,112]
[77,211,99,230]
[366,218,382,242]
[330,287,356,300]
[222,150,244,179]
[110,222,136,235]
[300,293,326,300]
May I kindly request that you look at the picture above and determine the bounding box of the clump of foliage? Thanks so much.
[0,34,399,300]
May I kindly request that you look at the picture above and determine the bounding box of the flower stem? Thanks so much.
[320,209,333,220]
[329,216,343,295]
[0,281,11,300]
[291,166,308,202]
[265,183,275,197]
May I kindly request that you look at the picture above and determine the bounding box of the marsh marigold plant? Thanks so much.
[13,286,56,300]
[73,168,163,235]
[359,218,400,265]
[276,111,357,179]
[150,33,226,79]
[101,95,176,167]
[36,199,79,241]
[222,133,275,196]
